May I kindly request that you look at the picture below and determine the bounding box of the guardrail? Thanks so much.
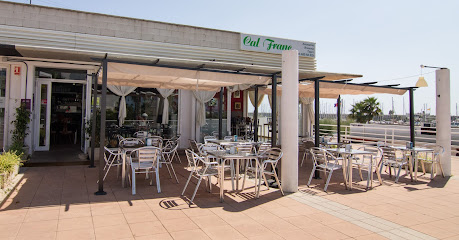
[318,123,459,156]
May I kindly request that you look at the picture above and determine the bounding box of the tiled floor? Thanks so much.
[1,152,458,240]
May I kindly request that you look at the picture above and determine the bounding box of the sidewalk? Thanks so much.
[0,154,458,240]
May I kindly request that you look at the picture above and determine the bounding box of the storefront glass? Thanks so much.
[101,88,179,140]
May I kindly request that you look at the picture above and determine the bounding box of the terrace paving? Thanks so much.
[1,152,458,240]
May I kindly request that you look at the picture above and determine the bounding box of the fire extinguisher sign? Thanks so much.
[14,66,21,75]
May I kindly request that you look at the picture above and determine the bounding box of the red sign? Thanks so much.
[41,99,47,105]
[14,66,21,75]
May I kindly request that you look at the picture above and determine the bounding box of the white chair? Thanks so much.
[181,149,219,203]
[164,137,181,163]
[189,139,201,154]
[419,144,445,179]
[307,148,344,192]
[256,142,271,155]
[199,143,235,190]
[146,136,163,148]
[300,140,315,167]
[224,136,234,141]
[204,135,217,144]
[379,146,410,183]
[351,146,383,189]
[102,147,123,181]
[134,131,148,139]
[128,147,161,195]
[160,143,179,183]
[119,138,144,148]
[256,148,284,197]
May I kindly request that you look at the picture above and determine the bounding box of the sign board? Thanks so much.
[21,99,31,110]
[240,34,316,57]
[14,66,21,75]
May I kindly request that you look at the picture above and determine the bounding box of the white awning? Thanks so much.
[260,81,408,99]
[102,62,271,91]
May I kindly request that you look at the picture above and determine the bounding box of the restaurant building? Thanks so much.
[0,1,357,160]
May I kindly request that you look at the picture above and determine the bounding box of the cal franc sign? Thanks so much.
[240,34,316,57]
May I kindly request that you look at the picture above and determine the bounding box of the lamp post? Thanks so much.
[418,65,451,177]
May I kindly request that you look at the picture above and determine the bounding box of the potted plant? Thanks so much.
[85,111,103,161]
[10,103,31,160]
[0,150,23,189]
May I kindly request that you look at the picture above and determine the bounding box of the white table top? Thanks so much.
[206,150,258,159]
[391,146,433,152]
[325,148,374,155]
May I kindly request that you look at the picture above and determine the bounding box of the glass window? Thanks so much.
[201,90,227,140]
[97,87,179,138]
[35,68,87,80]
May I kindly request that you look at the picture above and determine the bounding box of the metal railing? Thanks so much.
[318,123,459,156]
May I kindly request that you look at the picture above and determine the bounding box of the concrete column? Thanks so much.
[280,50,299,193]
[436,69,451,176]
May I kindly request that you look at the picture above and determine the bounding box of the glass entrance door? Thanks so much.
[34,81,51,151]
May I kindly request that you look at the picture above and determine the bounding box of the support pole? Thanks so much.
[272,75,277,147]
[227,89,231,135]
[314,79,320,147]
[95,59,108,196]
[218,87,223,139]
[314,78,320,179]
[436,68,451,176]
[254,86,259,142]
[337,95,341,143]
[89,73,97,168]
[409,88,415,146]
[280,50,298,193]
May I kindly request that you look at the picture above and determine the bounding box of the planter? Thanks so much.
[21,146,29,160]
[88,147,100,161]
[0,165,20,189]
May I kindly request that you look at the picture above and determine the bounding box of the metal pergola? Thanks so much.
[92,56,416,195]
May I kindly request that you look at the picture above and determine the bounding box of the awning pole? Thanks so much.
[95,58,108,196]
[89,73,97,168]
[271,75,277,147]
[218,87,223,140]
[314,78,320,179]
[314,79,320,147]
[409,88,415,146]
[337,95,341,143]
[254,86,259,142]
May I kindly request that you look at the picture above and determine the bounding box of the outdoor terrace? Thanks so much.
[0,153,458,240]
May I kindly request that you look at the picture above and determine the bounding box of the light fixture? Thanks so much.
[416,65,428,87]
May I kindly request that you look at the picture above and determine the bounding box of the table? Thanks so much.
[326,148,378,190]
[207,139,251,147]
[321,141,343,147]
[206,150,259,202]
[120,144,145,188]
[391,146,434,181]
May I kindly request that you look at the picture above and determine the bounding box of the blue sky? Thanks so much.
[6,0,459,115]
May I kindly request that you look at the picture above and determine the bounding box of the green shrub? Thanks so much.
[0,151,23,175]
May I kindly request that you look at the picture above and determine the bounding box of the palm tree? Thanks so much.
[349,97,382,123]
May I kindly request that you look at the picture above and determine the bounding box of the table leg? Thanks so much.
[220,159,225,202]
[341,154,348,190]
[236,159,240,190]
[256,159,261,198]
[408,152,414,181]
[254,158,258,196]
[122,152,126,188]
[414,152,418,181]
[348,155,353,190]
